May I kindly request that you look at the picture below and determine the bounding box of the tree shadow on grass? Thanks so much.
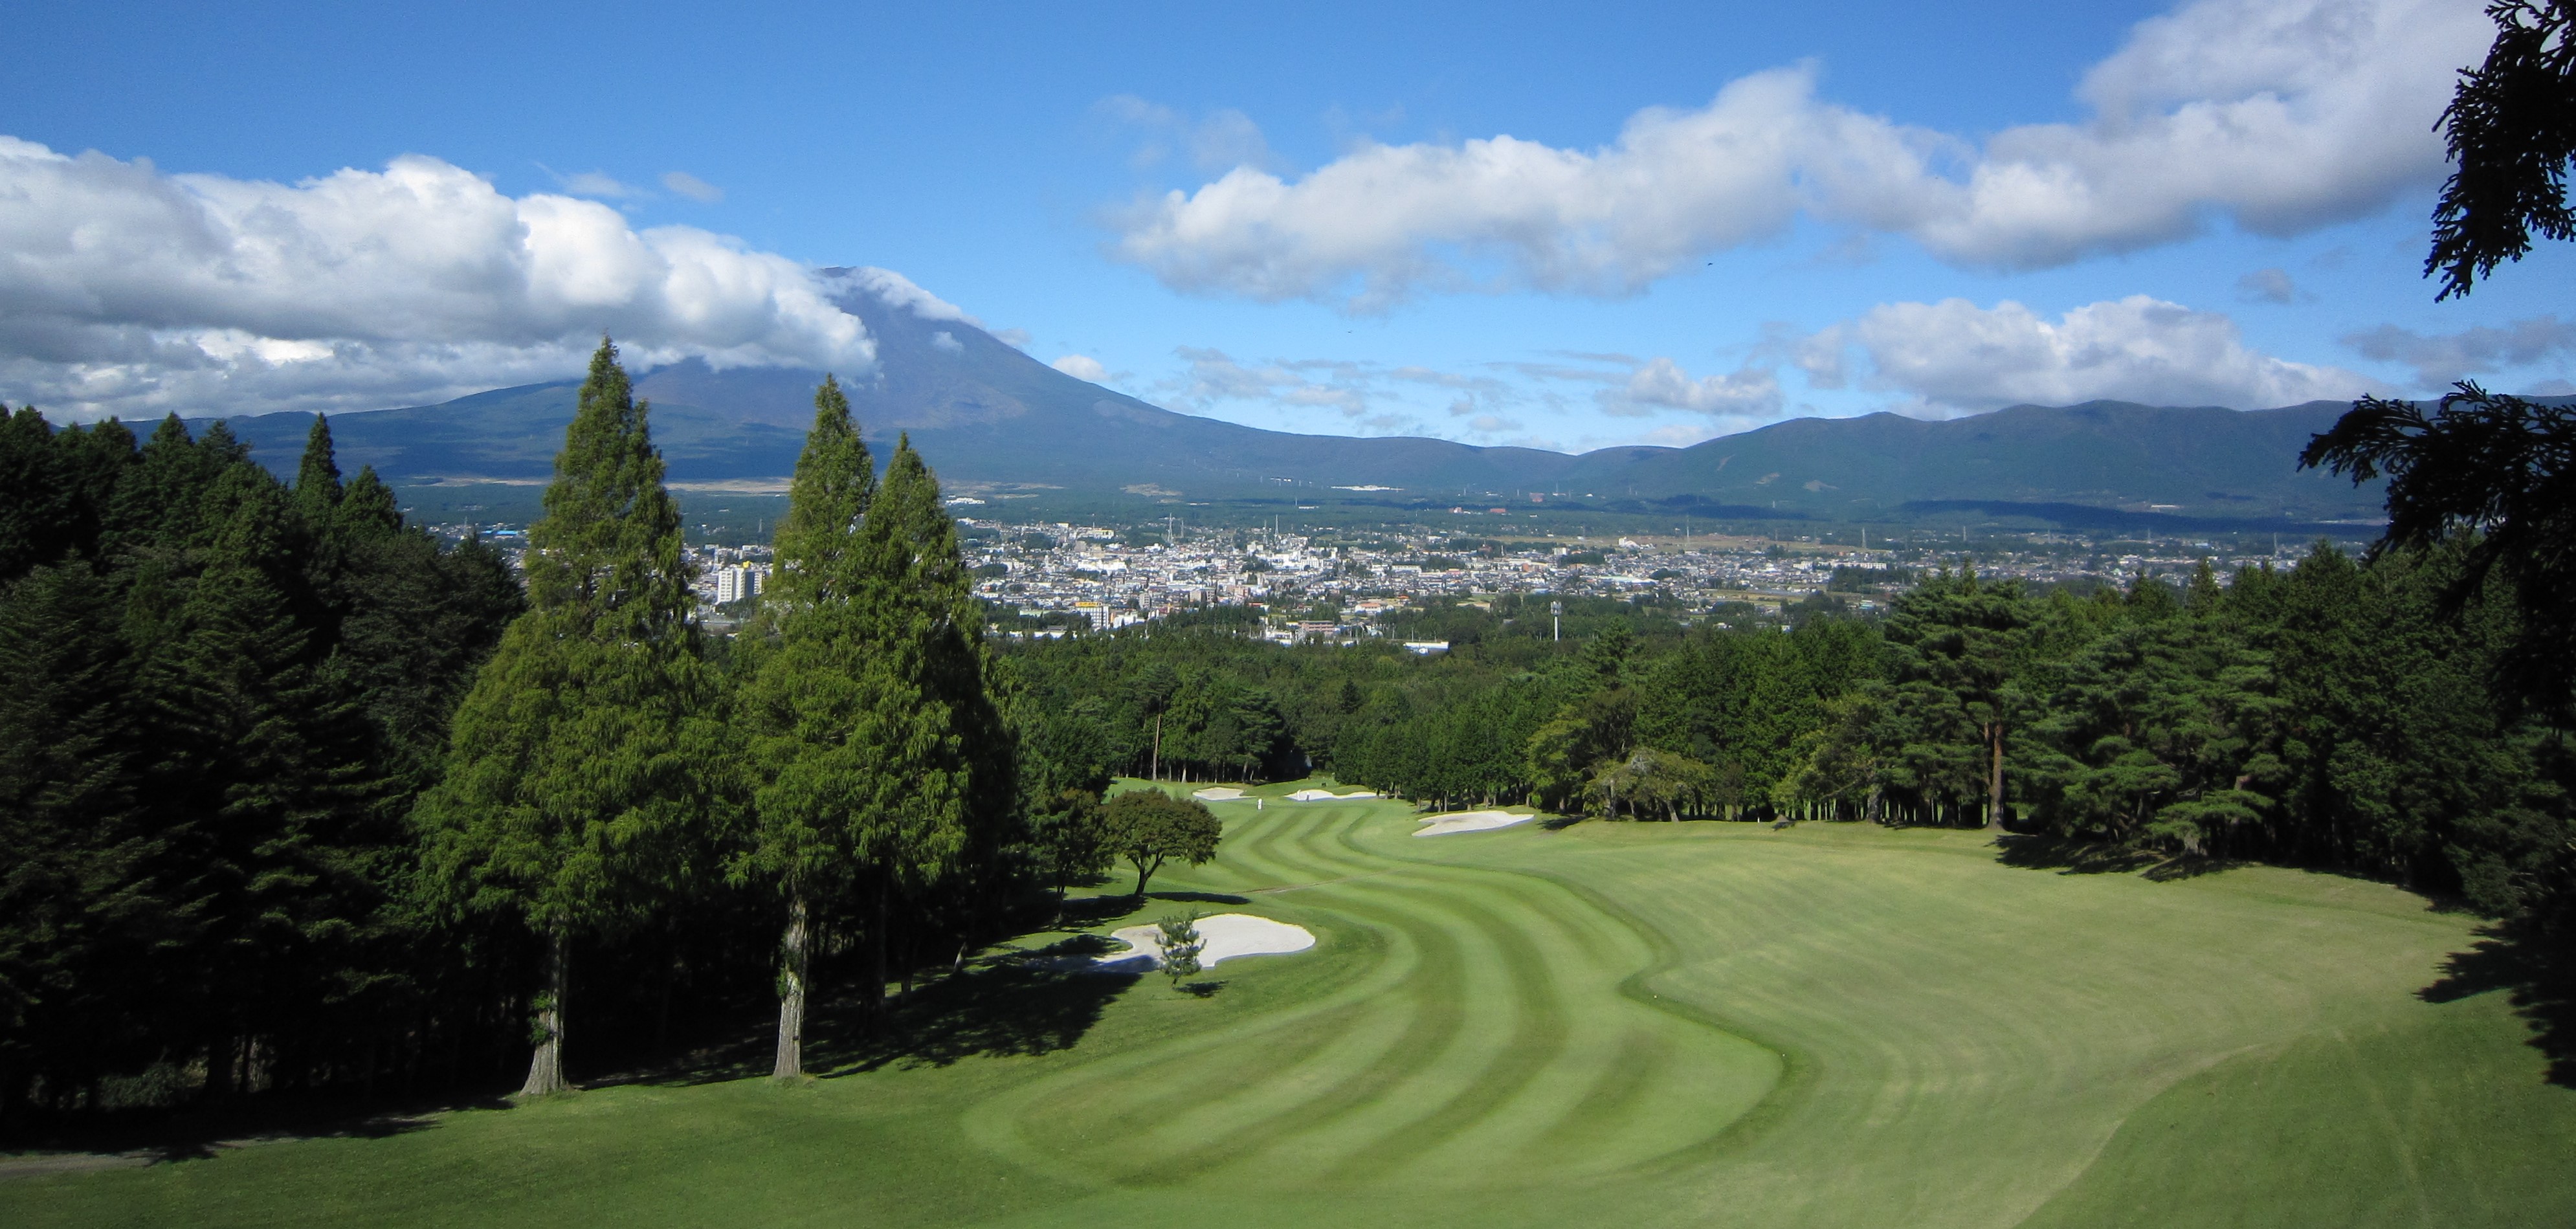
[816,958,1138,1075]
[588,1033,770,1089]
[2139,854,2244,882]
[1993,832,2168,876]
[1055,895,1140,927]
[1054,891,1249,927]
[1142,891,1250,906]
[0,1093,472,1170]
[2421,921,2576,1089]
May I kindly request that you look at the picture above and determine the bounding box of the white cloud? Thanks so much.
[991,327,1032,349]
[1636,421,1727,447]
[1051,354,1110,382]
[2341,315,2576,387]
[1609,357,1781,418]
[0,137,877,419]
[827,265,974,323]
[1107,0,2485,307]
[1801,295,2385,410]
[930,330,964,353]
[1167,347,1375,417]
[660,170,724,203]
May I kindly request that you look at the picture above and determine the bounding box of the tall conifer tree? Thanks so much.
[841,435,1016,1016]
[739,375,875,1078]
[416,338,716,1096]
[293,415,344,524]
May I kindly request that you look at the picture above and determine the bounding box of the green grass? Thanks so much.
[10,785,2572,1227]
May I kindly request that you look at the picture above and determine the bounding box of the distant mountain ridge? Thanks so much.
[197,272,2395,525]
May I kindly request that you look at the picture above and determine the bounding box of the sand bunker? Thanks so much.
[1091,913,1315,972]
[1415,810,1534,836]
[1285,788,1379,802]
[1192,786,1246,801]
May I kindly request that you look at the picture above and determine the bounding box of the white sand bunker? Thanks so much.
[1091,913,1315,972]
[1415,810,1534,837]
[1285,788,1379,802]
[1192,786,1246,801]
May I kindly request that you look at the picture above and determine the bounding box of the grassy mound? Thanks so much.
[9,792,2571,1228]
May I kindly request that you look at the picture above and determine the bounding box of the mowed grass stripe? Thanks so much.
[1411,821,2549,1228]
[1039,798,1779,1188]
[959,884,1428,1184]
[993,797,1770,1189]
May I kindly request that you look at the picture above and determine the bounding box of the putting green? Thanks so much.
[9,790,2571,1228]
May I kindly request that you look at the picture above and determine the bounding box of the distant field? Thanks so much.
[10,788,2570,1228]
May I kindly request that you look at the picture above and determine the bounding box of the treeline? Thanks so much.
[1789,555,2570,918]
[0,346,1127,1121]
[1006,549,2571,915]
[1005,599,1880,812]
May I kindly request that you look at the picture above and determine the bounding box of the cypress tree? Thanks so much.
[415,338,718,1096]
[841,435,1012,1023]
[738,375,876,1078]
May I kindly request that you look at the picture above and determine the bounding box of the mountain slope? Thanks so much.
[197,271,2391,524]
[1571,401,2375,520]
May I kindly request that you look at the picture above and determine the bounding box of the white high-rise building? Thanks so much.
[715,565,763,604]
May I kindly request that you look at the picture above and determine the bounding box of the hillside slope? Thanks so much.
[195,271,2391,524]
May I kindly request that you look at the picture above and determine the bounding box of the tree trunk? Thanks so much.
[867,878,890,1023]
[206,1033,238,1100]
[773,894,810,1080]
[654,931,676,1057]
[1986,724,2007,830]
[520,930,570,1097]
[1151,713,1162,781]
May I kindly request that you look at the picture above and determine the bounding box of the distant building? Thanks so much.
[715,565,764,604]
[1401,641,1450,656]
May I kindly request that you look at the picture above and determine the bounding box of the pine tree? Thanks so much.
[0,406,65,584]
[1100,791,1219,898]
[1882,566,2034,828]
[415,338,718,1096]
[145,467,386,1092]
[0,561,151,1116]
[293,415,344,525]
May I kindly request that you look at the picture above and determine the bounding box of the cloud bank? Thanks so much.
[2341,315,2576,388]
[0,138,876,419]
[1800,295,2385,410]
[1107,0,2486,308]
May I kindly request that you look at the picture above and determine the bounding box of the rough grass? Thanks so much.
[8,783,2571,1228]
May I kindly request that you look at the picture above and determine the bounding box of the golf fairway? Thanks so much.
[10,791,2573,1228]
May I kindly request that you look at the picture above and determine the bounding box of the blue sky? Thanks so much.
[5,0,2570,450]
